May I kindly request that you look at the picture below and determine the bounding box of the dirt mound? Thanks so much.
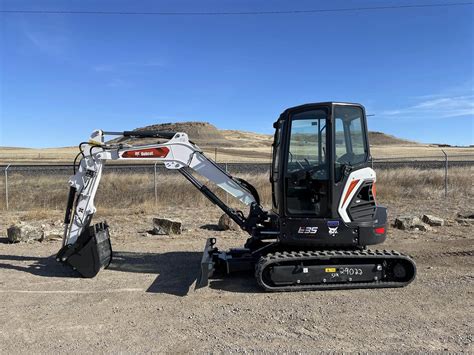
[120,122,418,148]
[369,131,419,145]
[129,122,234,147]
[137,122,225,141]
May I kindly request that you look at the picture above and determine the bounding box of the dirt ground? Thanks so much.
[0,201,472,353]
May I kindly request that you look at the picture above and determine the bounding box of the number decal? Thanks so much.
[297,226,319,234]
[339,267,363,276]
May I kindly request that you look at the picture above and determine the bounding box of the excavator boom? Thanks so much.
[57,129,261,277]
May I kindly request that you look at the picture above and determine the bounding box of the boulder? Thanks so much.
[42,223,64,241]
[394,216,423,230]
[413,224,432,232]
[422,214,444,227]
[456,218,474,226]
[152,218,182,235]
[457,211,474,219]
[218,214,239,231]
[7,223,44,243]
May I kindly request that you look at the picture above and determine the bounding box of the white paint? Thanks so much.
[63,130,257,246]
[337,167,376,222]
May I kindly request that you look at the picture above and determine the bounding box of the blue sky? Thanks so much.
[0,0,473,147]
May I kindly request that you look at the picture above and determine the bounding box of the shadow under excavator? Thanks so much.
[0,253,78,277]
[0,250,202,296]
[0,249,261,296]
[108,251,201,296]
[208,273,261,293]
[110,251,262,295]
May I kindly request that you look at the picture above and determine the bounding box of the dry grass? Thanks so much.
[376,167,473,202]
[0,167,472,212]
[1,145,472,165]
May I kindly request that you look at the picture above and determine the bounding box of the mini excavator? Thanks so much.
[57,102,416,291]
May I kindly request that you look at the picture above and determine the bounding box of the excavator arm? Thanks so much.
[57,129,263,277]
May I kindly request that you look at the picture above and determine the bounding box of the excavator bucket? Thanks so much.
[56,222,112,278]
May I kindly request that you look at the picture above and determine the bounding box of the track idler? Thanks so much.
[56,222,112,278]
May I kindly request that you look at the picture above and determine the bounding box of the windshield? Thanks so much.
[285,108,329,216]
[287,109,328,180]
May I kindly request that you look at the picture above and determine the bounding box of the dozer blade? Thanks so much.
[56,222,112,278]
[196,238,217,289]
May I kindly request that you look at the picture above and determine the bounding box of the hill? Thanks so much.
[3,122,472,165]
[368,131,419,146]
[125,122,272,148]
[127,122,417,148]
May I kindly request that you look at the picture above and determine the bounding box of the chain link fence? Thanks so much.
[1,153,473,211]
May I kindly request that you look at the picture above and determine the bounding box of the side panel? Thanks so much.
[280,217,359,247]
[337,167,376,222]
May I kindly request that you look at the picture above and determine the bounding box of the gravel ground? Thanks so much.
[0,202,472,353]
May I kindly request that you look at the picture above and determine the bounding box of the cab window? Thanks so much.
[334,106,368,181]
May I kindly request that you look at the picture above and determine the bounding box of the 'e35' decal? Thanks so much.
[298,226,319,234]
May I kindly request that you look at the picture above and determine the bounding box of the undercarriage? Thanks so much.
[199,238,416,292]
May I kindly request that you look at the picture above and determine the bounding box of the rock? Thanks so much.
[456,218,474,226]
[457,211,474,219]
[7,223,44,243]
[394,216,423,230]
[422,214,444,227]
[394,215,433,232]
[415,224,433,232]
[42,223,64,241]
[152,218,182,235]
[218,214,238,231]
[444,219,456,226]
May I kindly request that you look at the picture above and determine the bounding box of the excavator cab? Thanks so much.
[269,103,386,248]
[272,103,369,216]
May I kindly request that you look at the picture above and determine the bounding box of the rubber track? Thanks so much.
[255,249,417,292]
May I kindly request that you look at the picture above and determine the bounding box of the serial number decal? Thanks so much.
[339,267,363,276]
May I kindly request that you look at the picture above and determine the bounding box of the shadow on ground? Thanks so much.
[0,253,77,277]
[199,224,221,231]
[208,273,260,293]
[110,251,261,295]
[109,251,201,296]
[0,250,260,296]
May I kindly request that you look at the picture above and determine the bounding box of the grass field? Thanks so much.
[0,144,473,165]
[0,167,472,211]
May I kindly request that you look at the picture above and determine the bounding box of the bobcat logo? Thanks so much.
[327,221,340,237]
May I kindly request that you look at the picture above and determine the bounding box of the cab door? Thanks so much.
[283,107,330,218]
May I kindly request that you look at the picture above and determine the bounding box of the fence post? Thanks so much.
[225,163,229,205]
[4,164,11,210]
[441,150,448,197]
[214,148,217,162]
[154,162,158,206]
